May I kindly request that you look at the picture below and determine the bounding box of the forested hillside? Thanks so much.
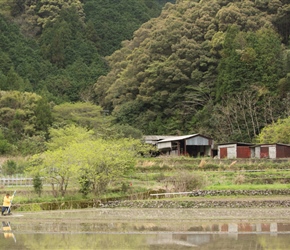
[1,0,290,158]
[94,0,290,142]
[0,0,171,155]
[0,0,169,102]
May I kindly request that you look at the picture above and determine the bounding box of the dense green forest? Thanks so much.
[0,0,171,155]
[0,0,170,103]
[95,0,290,143]
[1,0,290,158]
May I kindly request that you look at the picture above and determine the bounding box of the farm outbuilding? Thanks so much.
[251,143,290,159]
[218,143,254,159]
[156,134,214,157]
[143,135,176,145]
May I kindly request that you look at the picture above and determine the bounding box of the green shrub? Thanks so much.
[78,172,92,197]
[121,182,129,193]
[33,174,43,197]
[0,139,12,154]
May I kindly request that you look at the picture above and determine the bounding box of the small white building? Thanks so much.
[251,143,290,159]
[218,143,253,159]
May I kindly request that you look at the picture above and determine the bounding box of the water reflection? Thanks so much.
[1,220,290,249]
[187,222,290,234]
[2,221,16,242]
[148,233,290,250]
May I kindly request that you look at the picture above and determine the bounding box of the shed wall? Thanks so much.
[250,148,255,158]
[285,146,290,157]
[218,144,237,159]
[268,146,276,159]
[157,142,172,149]
[276,145,290,158]
[237,146,251,158]
[219,147,227,158]
[186,136,210,146]
[260,147,269,158]
[254,147,261,158]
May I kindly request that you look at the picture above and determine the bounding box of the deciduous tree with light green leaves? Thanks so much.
[28,125,146,197]
[73,139,139,195]
[255,117,290,144]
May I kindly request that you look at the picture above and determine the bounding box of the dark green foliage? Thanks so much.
[0,0,171,106]
[34,97,53,137]
[38,7,107,101]
[79,172,92,197]
[112,124,143,139]
[216,27,284,100]
[1,0,290,147]
[39,7,86,68]
[121,182,129,193]
[0,9,107,103]
[84,0,168,56]
[94,0,290,143]
[0,91,50,154]
[33,174,43,197]
[0,14,52,91]
[272,3,290,44]
[0,129,12,154]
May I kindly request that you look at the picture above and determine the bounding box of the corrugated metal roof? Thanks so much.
[217,142,254,146]
[144,135,175,141]
[251,143,290,147]
[158,134,209,143]
[143,135,178,145]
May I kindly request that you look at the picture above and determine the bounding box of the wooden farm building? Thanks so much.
[155,134,214,157]
[251,143,290,159]
[218,143,254,159]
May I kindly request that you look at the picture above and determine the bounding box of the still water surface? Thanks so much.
[0,208,290,249]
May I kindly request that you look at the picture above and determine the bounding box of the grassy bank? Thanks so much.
[3,156,290,211]
[131,156,290,192]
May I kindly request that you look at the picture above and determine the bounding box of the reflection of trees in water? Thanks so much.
[147,233,290,249]
[257,235,290,250]
[197,235,263,250]
[3,220,290,249]
[2,231,290,249]
[196,234,290,250]
[8,221,290,233]
[20,234,146,250]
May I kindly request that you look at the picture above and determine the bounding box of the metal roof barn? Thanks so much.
[156,134,213,157]
[143,135,178,145]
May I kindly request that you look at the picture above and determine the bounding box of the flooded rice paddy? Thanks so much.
[1,208,290,249]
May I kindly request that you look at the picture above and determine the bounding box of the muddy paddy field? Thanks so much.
[1,197,290,250]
